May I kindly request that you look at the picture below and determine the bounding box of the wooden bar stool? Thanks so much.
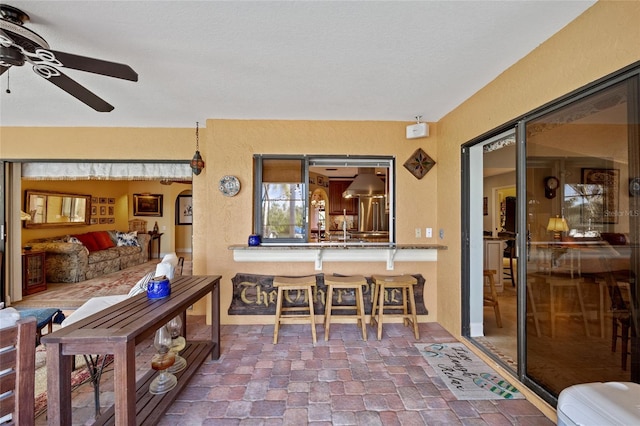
[483,269,503,328]
[370,275,419,340]
[324,275,368,341]
[272,275,318,344]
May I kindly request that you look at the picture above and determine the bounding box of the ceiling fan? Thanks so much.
[0,3,137,112]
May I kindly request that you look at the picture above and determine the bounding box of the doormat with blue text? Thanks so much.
[416,342,524,400]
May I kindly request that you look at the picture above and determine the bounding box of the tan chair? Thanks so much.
[272,275,318,344]
[324,275,368,341]
[483,269,503,328]
[370,275,419,340]
[0,316,36,426]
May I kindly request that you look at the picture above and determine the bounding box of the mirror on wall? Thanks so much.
[24,190,91,228]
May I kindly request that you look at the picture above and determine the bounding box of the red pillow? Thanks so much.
[72,233,100,252]
[91,231,116,250]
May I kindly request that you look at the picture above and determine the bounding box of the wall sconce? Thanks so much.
[190,121,205,176]
[547,215,569,240]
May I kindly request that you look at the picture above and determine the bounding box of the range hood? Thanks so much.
[342,168,385,198]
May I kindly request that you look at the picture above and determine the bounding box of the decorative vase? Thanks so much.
[147,276,171,299]
[248,234,261,246]
[153,221,159,233]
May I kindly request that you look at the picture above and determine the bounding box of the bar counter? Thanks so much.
[229,243,447,270]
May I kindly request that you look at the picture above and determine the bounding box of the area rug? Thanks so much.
[416,342,524,400]
[14,260,160,309]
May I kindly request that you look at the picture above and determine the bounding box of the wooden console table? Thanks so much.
[41,275,221,425]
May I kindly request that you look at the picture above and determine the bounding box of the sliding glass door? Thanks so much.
[463,63,639,405]
[524,76,639,398]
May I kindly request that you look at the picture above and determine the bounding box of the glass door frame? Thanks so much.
[462,60,640,406]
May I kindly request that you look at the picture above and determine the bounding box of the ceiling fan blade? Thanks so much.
[35,67,114,112]
[0,66,8,76]
[45,49,138,81]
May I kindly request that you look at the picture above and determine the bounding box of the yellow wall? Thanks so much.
[196,120,439,323]
[17,179,192,255]
[435,0,640,335]
[21,180,129,242]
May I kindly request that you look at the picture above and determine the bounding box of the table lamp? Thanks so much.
[547,215,569,240]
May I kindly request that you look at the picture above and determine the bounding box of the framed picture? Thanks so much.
[581,168,619,224]
[91,205,97,216]
[176,194,193,225]
[108,198,115,204]
[134,193,163,217]
[91,197,98,203]
[483,197,488,216]
[108,217,115,224]
[99,197,107,204]
[99,218,108,224]
[90,218,98,225]
[317,176,324,186]
[100,206,107,216]
[108,206,114,216]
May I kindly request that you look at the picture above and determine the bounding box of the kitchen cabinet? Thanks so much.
[22,250,46,295]
[328,180,358,215]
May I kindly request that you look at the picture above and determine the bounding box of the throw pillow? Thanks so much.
[72,233,100,252]
[127,272,155,297]
[107,230,119,245]
[116,231,140,247]
[92,231,116,250]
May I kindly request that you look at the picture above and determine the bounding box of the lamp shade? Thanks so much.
[547,215,569,240]
[547,216,569,232]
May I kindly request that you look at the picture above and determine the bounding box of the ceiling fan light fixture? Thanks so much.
[190,121,205,176]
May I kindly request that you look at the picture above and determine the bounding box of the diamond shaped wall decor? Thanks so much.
[403,148,436,179]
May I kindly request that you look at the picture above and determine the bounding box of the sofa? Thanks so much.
[28,230,150,283]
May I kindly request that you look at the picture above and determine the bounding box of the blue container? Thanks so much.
[248,234,261,246]
[147,277,171,299]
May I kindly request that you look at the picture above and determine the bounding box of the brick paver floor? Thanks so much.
[37,318,554,425]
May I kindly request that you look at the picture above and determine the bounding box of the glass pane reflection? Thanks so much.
[525,81,636,397]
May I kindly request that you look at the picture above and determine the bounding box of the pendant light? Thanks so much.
[190,121,205,175]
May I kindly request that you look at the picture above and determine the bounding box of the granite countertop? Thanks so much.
[229,243,447,250]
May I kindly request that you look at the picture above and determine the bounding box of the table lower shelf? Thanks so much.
[94,340,214,426]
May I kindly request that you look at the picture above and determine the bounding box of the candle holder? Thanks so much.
[149,325,178,395]
[166,315,187,374]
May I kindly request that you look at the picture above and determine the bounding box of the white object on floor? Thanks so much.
[61,295,128,327]
[557,382,640,426]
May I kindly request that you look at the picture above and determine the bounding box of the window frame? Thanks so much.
[253,154,395,244]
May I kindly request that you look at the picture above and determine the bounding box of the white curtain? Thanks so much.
[22,162,192,181]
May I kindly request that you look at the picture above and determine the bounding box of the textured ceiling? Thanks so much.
[0,1,596,128]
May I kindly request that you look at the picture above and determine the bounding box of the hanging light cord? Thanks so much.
[195,121,199,151]
[5,69,10,94]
